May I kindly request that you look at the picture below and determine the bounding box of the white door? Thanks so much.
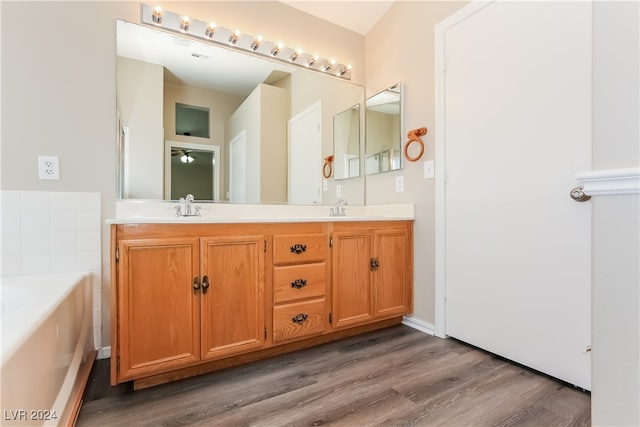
[229,131,247,202]
[289,101,322,204]
[435,1,592,389]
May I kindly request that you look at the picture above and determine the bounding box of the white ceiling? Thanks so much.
[280,1,395,35]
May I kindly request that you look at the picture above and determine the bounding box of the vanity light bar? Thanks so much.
[140,4,352,80]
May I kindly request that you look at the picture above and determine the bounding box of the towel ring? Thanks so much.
[404,127,427,162]
[322,155,334,179]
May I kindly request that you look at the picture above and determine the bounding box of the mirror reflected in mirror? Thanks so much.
[333,103,361,180]
[365,83,402,175]
[116,19,364,204]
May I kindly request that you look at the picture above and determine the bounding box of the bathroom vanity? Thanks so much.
[108,203,413,389]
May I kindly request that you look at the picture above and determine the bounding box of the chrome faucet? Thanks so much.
[329,199,348,217]
[175,194,201,217]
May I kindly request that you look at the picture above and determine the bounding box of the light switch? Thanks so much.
[323,180,328,192]
[336,184,342,197]
[424,160,434,179]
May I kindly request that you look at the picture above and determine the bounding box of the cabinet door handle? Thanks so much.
[292,313,308,324]
[202,275,210,294]
[193,276,201,294]
[290,278,307,289]
[370,257,380,271]
[290,243,307,254]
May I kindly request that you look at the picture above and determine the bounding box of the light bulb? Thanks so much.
[205,22,216,38]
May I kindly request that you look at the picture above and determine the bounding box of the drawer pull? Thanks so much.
[292,313,308,324]
[370,257,380,271]
[290,278,308,289]
[290,243,307,254]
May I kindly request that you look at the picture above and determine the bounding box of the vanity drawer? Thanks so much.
[273,299,326,343]
[273,234,326,264]
[274,263,326,303]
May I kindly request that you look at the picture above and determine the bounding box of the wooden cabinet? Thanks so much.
[272,232,329,344]
[200,236,265,360]
[112,225,265,384]
[331,221,413,330]
[111,220,411,388]
[117,238,200,381]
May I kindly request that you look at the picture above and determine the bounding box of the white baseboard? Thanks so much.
[98,346,111,359]
[402,316,436,335]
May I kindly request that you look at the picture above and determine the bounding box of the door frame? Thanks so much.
[434,1,493,338]
[164,140,221,201]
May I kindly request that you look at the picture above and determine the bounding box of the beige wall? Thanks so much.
[366,109,398,155]
[163,82,245,199]
[226,83,288,203]
[1,1,365,348]
[259,84,288,203]
[365,1,469,325]
[290,70,366,205]
[117,56,164,199]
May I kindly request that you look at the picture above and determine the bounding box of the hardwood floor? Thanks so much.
[76,326,590,426]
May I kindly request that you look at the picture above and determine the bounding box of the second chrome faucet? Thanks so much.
[175,194,201,217]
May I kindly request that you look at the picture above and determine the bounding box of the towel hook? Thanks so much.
[404,127,427,162]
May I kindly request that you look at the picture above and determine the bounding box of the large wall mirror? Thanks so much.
[116,19,364,205]
[365,83,402,175]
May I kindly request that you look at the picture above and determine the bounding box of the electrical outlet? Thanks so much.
[336,184,342,197]
[38,156,60,180]
[323,180,328,192]
[395,175,404,192]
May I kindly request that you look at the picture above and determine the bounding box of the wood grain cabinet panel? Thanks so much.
[273,234,326,264]
[332,232,374,329]
[200,236,265,360]
[112,226,266,385]
[273,263,326,303]
[273,299,326,343]
[117,238,201,381]
[331,222,413,330]
[374,229,411,317]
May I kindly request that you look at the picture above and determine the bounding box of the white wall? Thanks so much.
[591,1,640,425]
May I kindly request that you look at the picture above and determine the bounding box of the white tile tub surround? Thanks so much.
[0,190,102,349]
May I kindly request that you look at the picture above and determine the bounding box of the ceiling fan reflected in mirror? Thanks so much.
[171,149,196,163]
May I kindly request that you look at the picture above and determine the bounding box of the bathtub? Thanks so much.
[1,272,95,427]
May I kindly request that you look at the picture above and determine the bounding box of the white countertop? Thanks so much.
[107,201,415,224]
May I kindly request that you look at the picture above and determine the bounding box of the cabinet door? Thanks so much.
[374,229,411,318]
[200,235,265,360]
[332,231,374,329]
[117,238,200,381]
